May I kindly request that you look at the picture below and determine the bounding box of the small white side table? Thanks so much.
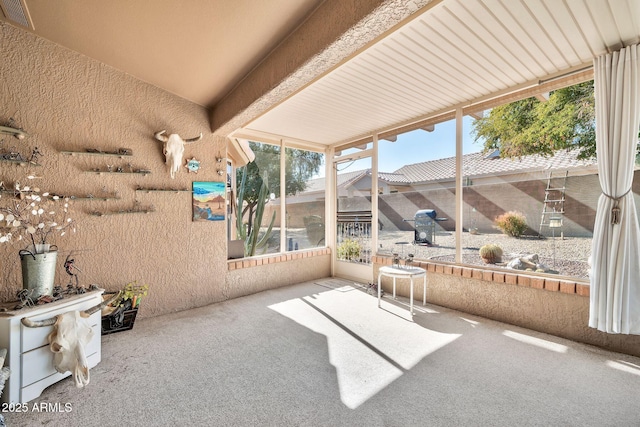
[378,265,427,317]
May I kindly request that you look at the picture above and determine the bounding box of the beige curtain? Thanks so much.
[589,44,640,334]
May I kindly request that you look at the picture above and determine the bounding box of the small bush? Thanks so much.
[337,238,361,261]
[494,211,528,237]
[479,244,503,264]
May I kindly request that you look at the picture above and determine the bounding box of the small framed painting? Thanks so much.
[192,181,225,221]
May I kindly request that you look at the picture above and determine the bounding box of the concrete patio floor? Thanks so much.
[7,278,640,426]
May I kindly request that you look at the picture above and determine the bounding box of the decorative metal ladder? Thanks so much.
[539,171,568,237]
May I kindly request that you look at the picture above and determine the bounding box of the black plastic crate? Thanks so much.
[101,308,138,335]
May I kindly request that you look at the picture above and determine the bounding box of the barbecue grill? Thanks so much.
[403,209,446,245]
[413,209,436,244]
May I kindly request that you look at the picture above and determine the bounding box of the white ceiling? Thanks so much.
[2,0,638,148]
[241,0,640,147]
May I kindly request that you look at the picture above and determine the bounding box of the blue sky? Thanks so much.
[326,116,485,176]
[378,116,483,172]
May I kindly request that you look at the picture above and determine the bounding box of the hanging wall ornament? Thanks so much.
[154,130,202,179]
[185,157,200,174]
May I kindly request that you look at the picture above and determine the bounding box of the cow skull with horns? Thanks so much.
[21,292,121,388]
[154,130,203,179]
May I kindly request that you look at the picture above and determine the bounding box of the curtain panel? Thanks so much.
[589,44,640,334]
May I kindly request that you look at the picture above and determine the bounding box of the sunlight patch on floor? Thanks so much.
[502,330,568,353]
[606,360,640,376]
[459,317,480,327]
[269,285,460,409]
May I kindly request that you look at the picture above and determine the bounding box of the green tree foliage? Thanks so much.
[236,142,324,238]
[472,81,597,159]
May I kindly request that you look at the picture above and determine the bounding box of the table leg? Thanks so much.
[393,277,396,299]
[377,272,382,308]
[410,277,414,316]
[423,275,426,305]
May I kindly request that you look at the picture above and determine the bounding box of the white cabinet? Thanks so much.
[0,290,103,404]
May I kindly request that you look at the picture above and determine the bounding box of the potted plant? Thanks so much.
[0,181,75,297]
[101,281,149,335]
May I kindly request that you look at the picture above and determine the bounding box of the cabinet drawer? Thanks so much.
[20,351,100,404]
[21,322,100,387]
[21,312,100,353]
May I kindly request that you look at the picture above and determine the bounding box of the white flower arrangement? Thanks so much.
[0,182,75,253]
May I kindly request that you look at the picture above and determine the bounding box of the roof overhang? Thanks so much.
[227,137,256,167]
[233,0,639,149]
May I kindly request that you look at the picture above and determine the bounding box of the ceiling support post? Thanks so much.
[455,108,463,264]
[372,134,379,272]
[280,140,287,254]
[326,146,337,277]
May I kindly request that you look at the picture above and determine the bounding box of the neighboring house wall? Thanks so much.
[284,171,640,239]
[284,152,612,238]
[379,173,640,237]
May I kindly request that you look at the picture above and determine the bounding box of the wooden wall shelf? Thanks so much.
[135,188,190,193]
[60,149,133,158]
[68,196,121,201]
[84,170,150,176]
[0,158,40,167]
[0,125,28,139]
[89,206,155,216]
[0,190,118,201]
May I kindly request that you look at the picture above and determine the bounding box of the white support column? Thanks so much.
[280,140,287,253]
[455,108,463,264]
[228,160,236,240]
[326,146,336,276]
[372,134,379,261]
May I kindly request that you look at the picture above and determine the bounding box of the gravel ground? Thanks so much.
[378,230,592,279]
[284,227,591,279]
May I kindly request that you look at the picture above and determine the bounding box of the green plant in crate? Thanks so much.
[337,238,362,261]
[234,168,276,257]
[118,281,149,310]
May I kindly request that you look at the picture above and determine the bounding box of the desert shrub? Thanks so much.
[337,238,361,261]
[479,244,503,264]
[494,211,528,237]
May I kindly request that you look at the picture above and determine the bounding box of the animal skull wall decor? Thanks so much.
[21,292,121,388]
[154,130,203,179]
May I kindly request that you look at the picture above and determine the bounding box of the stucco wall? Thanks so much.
[226,252,331,300]
[374,258,640,357]
[0,22,229,317]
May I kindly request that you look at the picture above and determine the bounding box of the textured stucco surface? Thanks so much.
[0,22,229,317]
[226,255,330,300]
[374,262,640,357]
[211,0,434,136]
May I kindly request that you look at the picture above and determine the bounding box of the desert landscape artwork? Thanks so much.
[192,181,225,221]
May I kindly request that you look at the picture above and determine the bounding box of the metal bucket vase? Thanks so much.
[20,249,58,297]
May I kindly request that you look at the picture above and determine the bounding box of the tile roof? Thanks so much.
[393,149,597,183]
[300,149,597,193]
[378,172,411,184]
[302,169,369,193]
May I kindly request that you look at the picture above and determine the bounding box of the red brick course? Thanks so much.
[372,256,588,297]
[228,248,331,271]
